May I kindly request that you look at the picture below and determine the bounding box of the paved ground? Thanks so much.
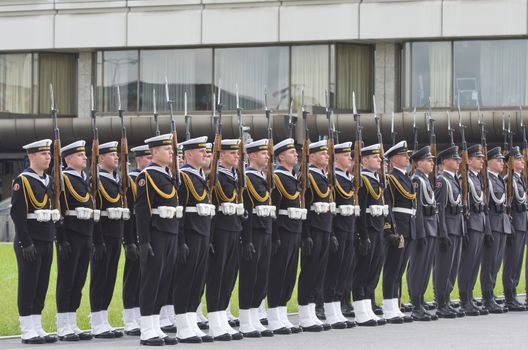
[2,312,527,350]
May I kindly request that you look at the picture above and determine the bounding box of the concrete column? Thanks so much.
[77,52,93,118]
[374,43,399,114]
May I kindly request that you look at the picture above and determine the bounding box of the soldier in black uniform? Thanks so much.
[239,139,276,337]
[434,146,465,319]
[323,141,357,329]
[480,147,512,313]
[122,145,152,335]
[135,134,179,346]
[90,141,127,338]
[207,139,246,340]
[352,144,386,326]
[382,141,415,324]
[297,140,334,332]
[56,141,95,341]
[502,147,527,311]
[407,146,438,321]
[175,136,216,343]
[457,145,491,316]
[268,138,306,334]
[11,139,57,344]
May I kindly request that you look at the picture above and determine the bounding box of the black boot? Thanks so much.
[411,297,431,321]
[504,289,527,311]
[459,292,479,316]
[482,291,504,314]
[423,296,438,321]
[436,298,457,319]
[315,304,326,320]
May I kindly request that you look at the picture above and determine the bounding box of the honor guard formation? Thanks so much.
[10,86,528,346]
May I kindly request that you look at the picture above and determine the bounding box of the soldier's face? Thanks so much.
[363,154,381,171]
[100,152,119,171]
[310,150,329,169]
[468,156,483,171]
[391,153,409,169]
[152,145,173,167]
[513,158,524,172]
[488,158,503,173]
[29,151,51,171]
[279,148,298,167]
[186,148,208,168]
[66,151,87,170]
[417,158,434,174]
[220,150,239,168]
[251,150,269,169]
[443,158,460,172]
[335,152,352,171]
[135,154,152,170]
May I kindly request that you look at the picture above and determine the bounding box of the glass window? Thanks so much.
[336,44,374,111]
[214,47,289,111]
[0,53,33,114]
[410,42,451,108]
[291,45,329,109]
[454,40,528,108]
[38,53,77,115]
[98,50,138,112]
[140,49,212,112]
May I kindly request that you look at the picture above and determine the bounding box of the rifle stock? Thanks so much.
[165,78,181,186]
[208,90,222,193]
[352,92,362,206]
[50,84,63,211]
[299,88,309,209]
[117,86,129,209]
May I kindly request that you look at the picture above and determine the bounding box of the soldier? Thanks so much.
[480,147,512,313]
[457,145,491,316]
[90,141,128,338]
[434,146,465,319]
[122,145,152,336]
[502,146,527,311]
[135,134,179,346]
[175,137,217,343]
[11,139,58,344]
[297,140,334,332]
[352,144,386,326]
[238,139,276,337]
[323,141,357,328]
[407,146,439,321]
[382,141,415,324]
[207,139,246,340]
[268,138,306,334]
[55,141,96,341]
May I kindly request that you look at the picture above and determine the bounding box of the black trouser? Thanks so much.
[457,230,484,298]
[324,229,355,303]
[56,231,92,313]
[502,230,526,292]
[434,234,462,302]
[15,240,53,316]
[123,245,141,309]
[336,232,356,303]
[90,236,122,312]
[206,229,240,312]
[480,231,507,294]
[352,227,384,301]
[382,237,410,299]
[268,229,301,308]
[139,230,178,316]
[239,230,272,309]
[173,231,208,314]
[298,228,330,306]
[407,237,436,299]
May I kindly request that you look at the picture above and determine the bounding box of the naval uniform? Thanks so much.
[11,169,54,318]
[207,165,243,313]
[268,166,303,309]
[174,164,212,314]
[298,166,334,308]
[90,169,125,313]
[135,163,179,316]
[239,167,274,310]
[324,168,357,304]
[407,169,438,317]
[56,168,95,315]
[434,170,465,314]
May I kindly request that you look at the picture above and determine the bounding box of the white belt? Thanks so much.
[278,208,307,220]
[365,205,389,217]
[26,213,43,220]
[185,207,198,213]
[27,209,61,222]
[392,207,416,216]
[185,204,216,217]
[151,206,183,219]
[278,209,290,216]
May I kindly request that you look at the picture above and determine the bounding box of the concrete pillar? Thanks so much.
[77,52,93,118]
[374,43,399,114]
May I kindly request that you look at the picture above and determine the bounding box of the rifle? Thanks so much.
[265,88,275,192]
[501,113,508,177]
[390,111,396,146]
[427,112,437,187]
[478,100,488,205]
[353,92,363,207]
[50,84,63,212]
[457,102,469,218]
[184,92,191,140]
[165,77,181,185]
[299,87,310,209]
[287,99,295,138]
[410,108,418,175]
[326,90,335,203]
[153,89,160,136]
[235,85,247,204]
[117,86,129,209]
[506,115,514,210]
[447,111,454,146]
[90,85,99,200]
[208,85,222,192]
[520,106,528,189]
[373,95,385,189]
